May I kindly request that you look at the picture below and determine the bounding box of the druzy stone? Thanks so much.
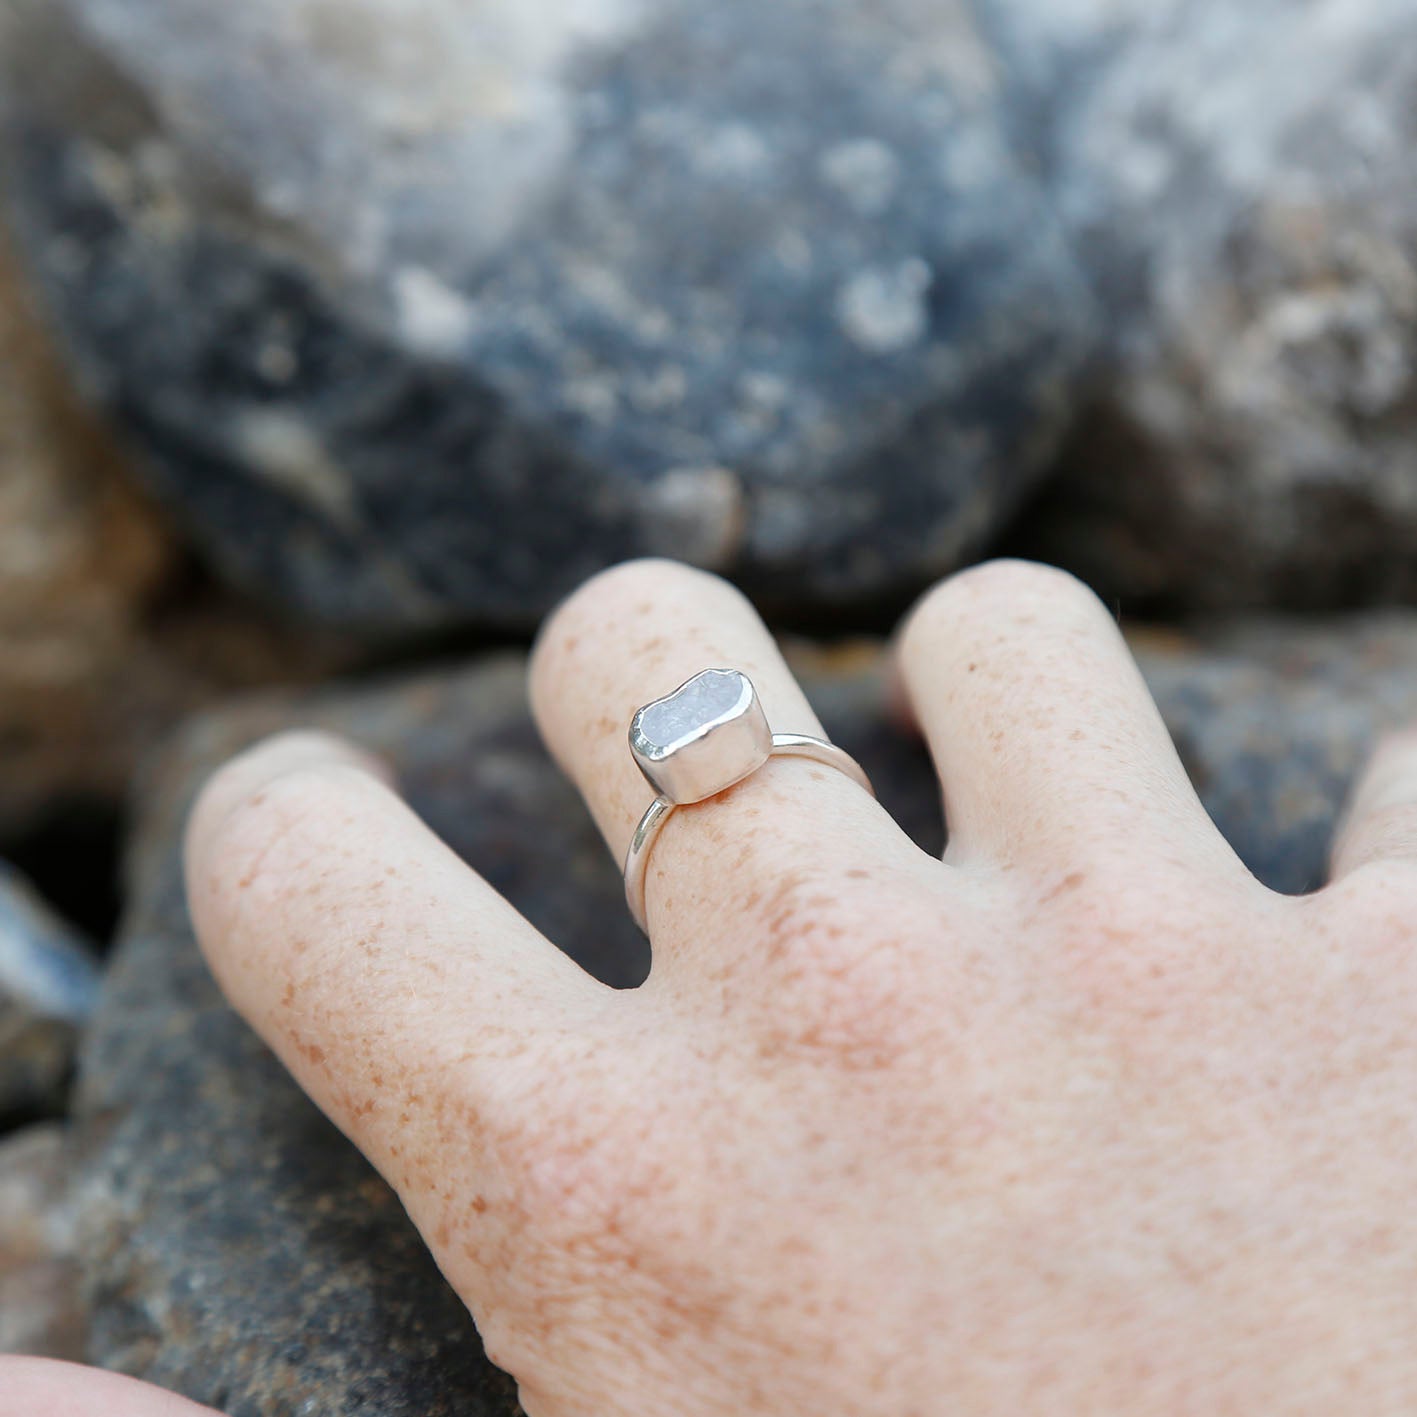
[636,669,752,759]
[631,669,771,804]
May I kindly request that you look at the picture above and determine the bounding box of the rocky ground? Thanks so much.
[1,1,1416,1413]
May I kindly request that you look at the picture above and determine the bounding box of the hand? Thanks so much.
[8,559,1415,1415]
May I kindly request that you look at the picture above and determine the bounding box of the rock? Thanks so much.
[0,0,1095,631]
[987,0,1417,609]
[1135,616,1417,894]
[0,221,168,842]
[0,863,100,1123]
[77,622,1414,1411]
[0,222,358,850]
[0,1122,84,1359]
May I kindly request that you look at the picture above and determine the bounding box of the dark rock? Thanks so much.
[0,1122,85,1359]
[1136,616,1417,894]
[0,220,168,843]
[0,223,358,851]
[78,623,1415,1412]
[987,0,1417,610]
[0,0,1095,632]
[0,863,100,1122]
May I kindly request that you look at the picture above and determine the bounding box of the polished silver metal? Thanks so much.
[630,666,771,804]
[623,668,874,934]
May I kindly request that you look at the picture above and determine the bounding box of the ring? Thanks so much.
[623,667,874,934]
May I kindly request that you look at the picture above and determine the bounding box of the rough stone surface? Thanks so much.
[0,224,168,841]
[0,224,358,848]
[0,1122,84,1359]
[1136,616,1417,892]
[0,0,1095,631]
[989,0,1417,609]
[78,623,1417,1412]
[0,862,100,1124]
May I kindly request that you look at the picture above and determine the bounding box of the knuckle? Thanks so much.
[1358,730,1417,800]
[1041,874,1240,1028]
[1346,801,1417,855]
[747,871,934,1067]
[1327,858,1417,923]
[759,960,920,1072]
[1373,725,1417,761]
[494,1094,663,1258]
[751,868,865,968]
[480,1037,644,1232]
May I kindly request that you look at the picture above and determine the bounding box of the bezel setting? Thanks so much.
[629,667,772,804]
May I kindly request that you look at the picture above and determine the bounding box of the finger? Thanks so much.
[1330,730,1417,881]
[0,1358,218,1416]
[185,731,605,1200]
[530,560,925,944]
[897,560,1247,877]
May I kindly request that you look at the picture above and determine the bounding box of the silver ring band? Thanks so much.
[622,667,874,934]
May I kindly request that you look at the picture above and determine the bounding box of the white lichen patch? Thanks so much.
[695,123,771,180]
[836,260,934,355]
[236,409,359,528]
[819,139,900,216]
[394,266,476,357]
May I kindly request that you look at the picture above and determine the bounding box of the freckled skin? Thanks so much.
[14,560,1417,1417]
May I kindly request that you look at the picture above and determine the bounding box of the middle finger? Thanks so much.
[530,560,928,952]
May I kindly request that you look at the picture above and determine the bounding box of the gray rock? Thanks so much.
[1136,616,1417,893]
[0,221,170,845]
[0,0,1095,631]
[0,862,100,1122]
[0,222,364,848]
[77,623,1416,1412]
[0,1122,84,1359]
[987,0,1417,609]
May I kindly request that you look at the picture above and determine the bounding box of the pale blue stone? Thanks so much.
[637,669,750,754]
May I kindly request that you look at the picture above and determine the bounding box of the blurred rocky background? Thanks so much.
[0,0,1413,1412]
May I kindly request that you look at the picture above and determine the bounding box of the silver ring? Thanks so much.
[623,667,874,935]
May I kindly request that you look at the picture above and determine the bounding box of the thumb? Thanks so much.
[0,1358,220,1417]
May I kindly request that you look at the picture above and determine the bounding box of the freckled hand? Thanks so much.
[167,559,1417,1417]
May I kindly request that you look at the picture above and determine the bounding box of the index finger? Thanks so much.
[185,732,606,1210]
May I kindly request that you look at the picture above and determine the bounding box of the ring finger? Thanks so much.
[529,560,927,955]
